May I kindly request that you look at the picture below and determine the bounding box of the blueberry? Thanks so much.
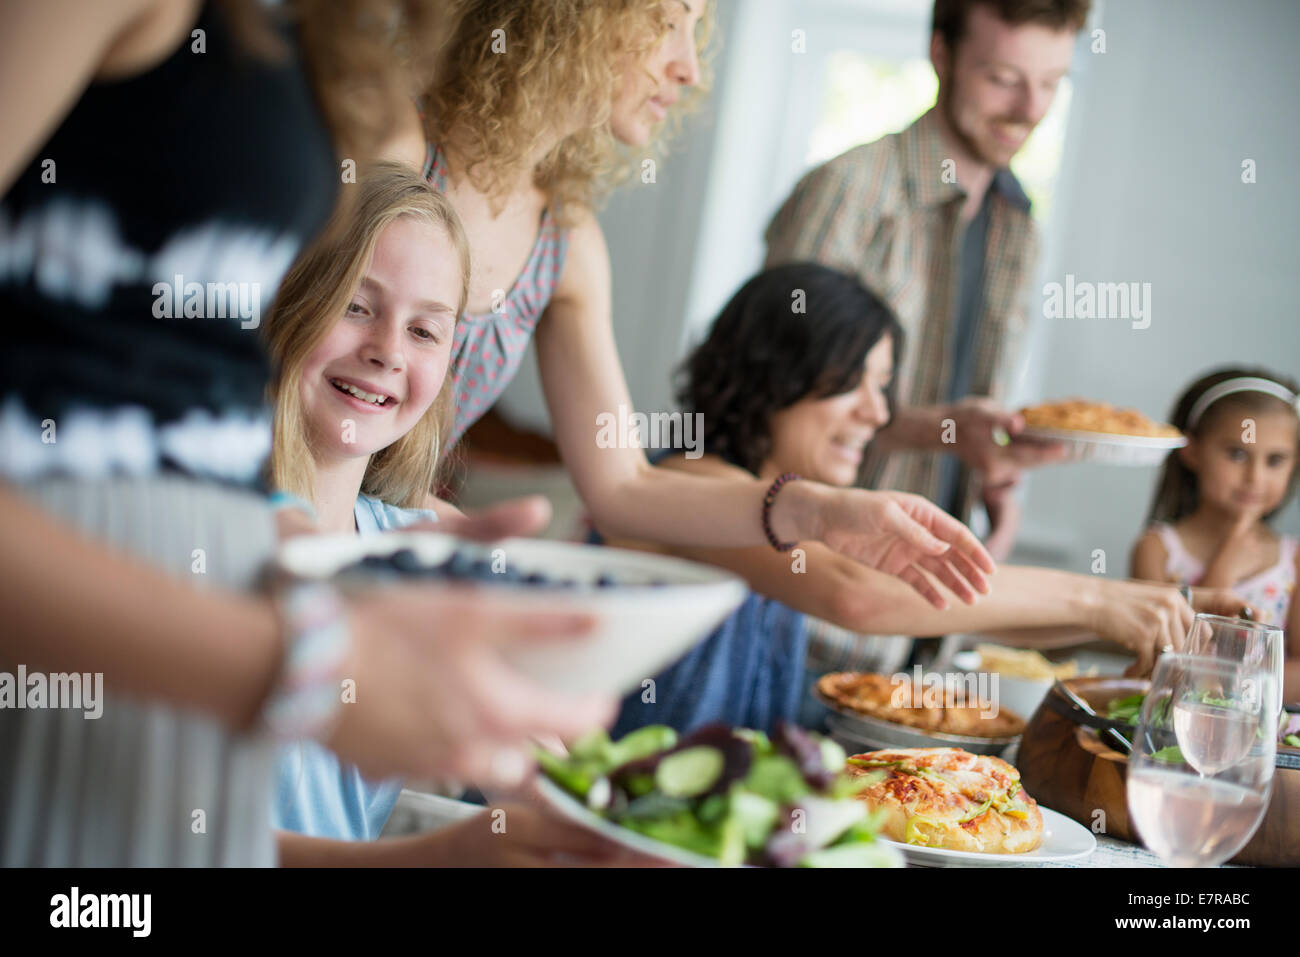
[595,574,617,588]
[443,550,475,579]
[390,548,422,573]
[524,572,548,585]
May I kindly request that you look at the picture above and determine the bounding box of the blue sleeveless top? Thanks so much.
[592,451,809,735]
[611,590,809,737]
[271,496,435,841]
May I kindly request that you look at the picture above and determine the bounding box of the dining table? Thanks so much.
[378,786,1217,868]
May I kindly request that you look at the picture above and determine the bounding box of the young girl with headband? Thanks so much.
[1132,368,1300,696]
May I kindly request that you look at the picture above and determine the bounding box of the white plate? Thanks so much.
[1019,426,1185,467]
[881,805,1096,867]
[276,531,748,697]
[535,775,905,868]
[823,709,1019,757]
[535,775,726,866]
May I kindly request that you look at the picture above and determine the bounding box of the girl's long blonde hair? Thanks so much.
[265,162,471,509]
[427,0,716,223]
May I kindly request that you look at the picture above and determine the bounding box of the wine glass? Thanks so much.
[1126,654,1276,867]
[1185,612,1284,703]
[1186,612,1286,729]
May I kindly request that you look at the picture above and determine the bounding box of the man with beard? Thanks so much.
[765,0,1090,693]
[767,0,1089,556]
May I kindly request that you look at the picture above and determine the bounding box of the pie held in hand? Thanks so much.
[1019,398,1182,439]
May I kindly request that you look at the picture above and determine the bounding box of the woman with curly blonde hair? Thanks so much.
[385,0,1000,610]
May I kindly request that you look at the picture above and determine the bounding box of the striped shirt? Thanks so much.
[765,107,1039,521]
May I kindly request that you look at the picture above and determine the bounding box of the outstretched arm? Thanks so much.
[605,456,1248,675]
[0,484,280,729]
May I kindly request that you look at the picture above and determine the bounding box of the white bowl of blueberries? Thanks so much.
[276,532,749,696]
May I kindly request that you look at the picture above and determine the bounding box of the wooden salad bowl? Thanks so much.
[1017,676,1300,867]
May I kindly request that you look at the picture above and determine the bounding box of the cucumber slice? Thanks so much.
[800,842,902,868]
[536,748,593,797]
[609,725,677,767]
[717,814,747,867]
[818,737,847,773]
[730,789,780,848]
[622,792,692,820]
[655,746,725,798]
[568,728,612,764]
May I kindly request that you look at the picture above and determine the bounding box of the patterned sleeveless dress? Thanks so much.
[423,145,570,448]
[1151,522,1298,627]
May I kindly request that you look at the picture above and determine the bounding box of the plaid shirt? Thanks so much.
[765,107,1038,521]
[766,108,1039,674]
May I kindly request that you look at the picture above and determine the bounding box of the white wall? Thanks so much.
[1016,0,1300,574]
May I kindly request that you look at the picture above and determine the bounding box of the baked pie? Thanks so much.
[1019,398,1182,438]
[817,672,1025,738]
[845,747,1045,853]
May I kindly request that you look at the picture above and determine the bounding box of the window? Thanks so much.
[806,51,1074,223]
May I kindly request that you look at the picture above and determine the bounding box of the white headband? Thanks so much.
[1186,376,1300,430]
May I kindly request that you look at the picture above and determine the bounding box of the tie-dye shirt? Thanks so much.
[1151,522,1298,627]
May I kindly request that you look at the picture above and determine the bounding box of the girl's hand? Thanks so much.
[324,586,614,785]
[801,487,996,609]
[425,803,674,867]
[1199,509,1267,588]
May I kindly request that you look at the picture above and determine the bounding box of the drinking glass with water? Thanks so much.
[1126,653,1277,867]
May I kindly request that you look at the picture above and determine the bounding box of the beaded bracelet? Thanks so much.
[261,581,352,742]
[268,490,318,523]
[761,472,801,552]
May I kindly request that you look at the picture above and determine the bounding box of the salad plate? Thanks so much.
[534,723,905,868]
[536,775,729,867]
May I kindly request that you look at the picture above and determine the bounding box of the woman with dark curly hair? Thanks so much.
[603,263,1249,735]
[379,1,1000,608]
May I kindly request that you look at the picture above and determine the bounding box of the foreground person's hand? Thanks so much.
[425,802,675,867]
[807,488,996,609]
[1088,579,1195,677]
[1089,581,1252,678]
[325,586,615,783]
